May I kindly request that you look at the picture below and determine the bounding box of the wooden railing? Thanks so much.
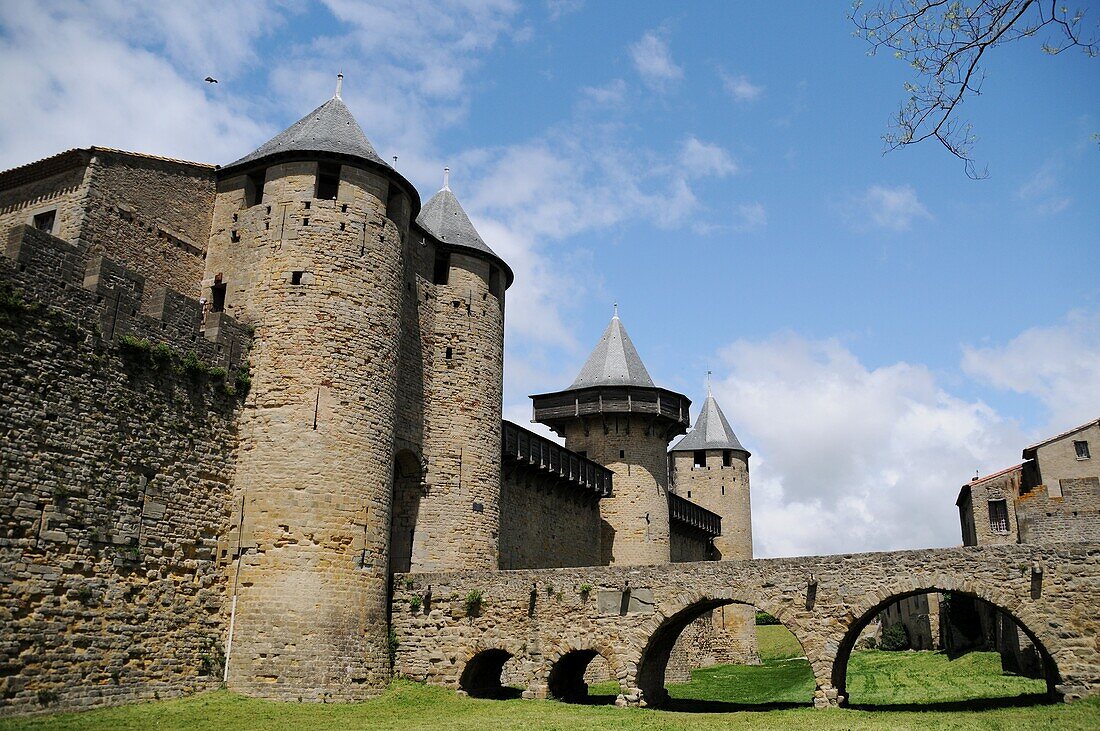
[668,492,722,537]
[502,420,613,497]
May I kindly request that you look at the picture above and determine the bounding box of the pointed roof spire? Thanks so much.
[223,84,388,171]
[417,173,503,261]
[568,314,654,389]
[670,389,747,453]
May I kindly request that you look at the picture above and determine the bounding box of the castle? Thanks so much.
[0,84,757,713]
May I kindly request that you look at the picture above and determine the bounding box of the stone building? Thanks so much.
[0,83,754,715]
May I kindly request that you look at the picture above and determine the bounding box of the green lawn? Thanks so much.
[4,630,1096,731]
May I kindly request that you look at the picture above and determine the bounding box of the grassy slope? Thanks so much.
[4,628,1096,731]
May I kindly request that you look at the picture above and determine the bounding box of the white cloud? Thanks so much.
[721,72,764,102]
[962,310,1100,432]
[712,334,1022,558]
[580,79,628,108]
[847,184,931,232]
[732,202,766,231]
[680,137,738,177]
[1015,161,1072,215]
[629,29,683,89]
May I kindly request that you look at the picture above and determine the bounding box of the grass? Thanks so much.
[4,627,1096,731]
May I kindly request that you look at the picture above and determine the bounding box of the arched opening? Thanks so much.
[547,650,618,705]
[388,449,422,574]
[833,589,1060,710]
[635,599,814,711]
[459,649,517,699]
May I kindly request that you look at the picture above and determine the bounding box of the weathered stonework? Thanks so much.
[392,542,1100,709]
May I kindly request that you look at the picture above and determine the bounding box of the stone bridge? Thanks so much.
[392,542,1100,708]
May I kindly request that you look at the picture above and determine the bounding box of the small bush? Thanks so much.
[464,589,483,614]
[234,366,252,395]
[578,583,592,598]
[74,585,94,605]
[409,595,422,612]
[756,611,780,625]
[387,629,399,667]
[0,284,39,317]
[36,689,59,706]
[879,623,910,651]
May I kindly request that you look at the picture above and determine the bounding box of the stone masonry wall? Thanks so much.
[206,161,402,700]
[0,226,249,717]
[564,415,671,566]
[1016,478,1100,544]
[0,161,91,244]
[961,467,1022,546]
[499,471,601,570]
[393,543,1100,708]
[1033,423,1100,488]
[415,252,504,571]
[670,449,751,560]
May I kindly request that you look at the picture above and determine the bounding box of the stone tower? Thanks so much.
[669,385,752,560]
[203,86,416,700]
[531,311,690,565]
[669,384,757,665]
[409,174,507,571]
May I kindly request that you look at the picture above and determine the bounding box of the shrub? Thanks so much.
[578,583,592,598]
[409,595,422,612]
[387,629,399,667]
[464,589,483,614]
[234,366,252,395]
[879,623,910,651]
[756,611,780,625]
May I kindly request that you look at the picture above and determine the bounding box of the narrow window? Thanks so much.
[693,450,706,469]
[433,251,450,285]
[687,491,691,499]
[489,267,503,299]
[303,201,311,210]
[386,186,404,224]
[245,170,266,207]
[721,485,725,496]
[723,449,732,467]
[291,271,303,285]
[33,210,56,233]
[445,347,453,360]
[316,162,341,200]
[230,230,240,243]
[210,282,227,313]
[302,217,309,226]
[1074,440,1091,460]
[987,499,1009,533]
[619,450,625,459]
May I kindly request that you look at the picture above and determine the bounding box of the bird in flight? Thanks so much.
[204,77,218,84]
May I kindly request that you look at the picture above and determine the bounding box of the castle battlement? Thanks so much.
[3,224,249,372]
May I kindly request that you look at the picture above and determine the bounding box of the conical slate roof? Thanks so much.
[569,313,655,389]
[670,393,746,452]
[417,185,501,259]
[225,96,389,170]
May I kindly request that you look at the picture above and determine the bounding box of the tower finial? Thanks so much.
[706,369,712,396]
[335,72,343,99]
[443,166,450,191]
[613,302,619,320]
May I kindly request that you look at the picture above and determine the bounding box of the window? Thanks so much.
[433,252,450,285]
[316,163,341,200]
[210,282,227,313]
[445,347,453,360]
[489,267,503,299]
[33,210,56,233]
[693,450,706,469]
[245,170,266,207]
[1074,440,1090,460]
[291,271,304,285]
[987,499,1009,533]
[723,449,733,467]
[619,450,625,459]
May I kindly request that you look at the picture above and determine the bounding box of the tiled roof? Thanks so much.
[569,314,654,389]
[670,393,747,453]
[417,185,501,260]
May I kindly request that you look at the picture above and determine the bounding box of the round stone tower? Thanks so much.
[408,173,510,571]
[531,310,690,565]
[668,384,752,560]
[203,83,416,700]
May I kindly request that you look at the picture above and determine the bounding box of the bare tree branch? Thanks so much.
[851,0,1098,178]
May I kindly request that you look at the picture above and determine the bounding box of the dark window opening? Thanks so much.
[687,491,691,498]
[445,347,453,360]
[988,499,1009,533]
[33,210,56,233]
[341,203,348,213]
[230,230,240,243]
[245,170,266,207]
[721,485,725,495]
[433,252,451,285]
[1074,440,1091,459]
[316,162,341,200]
[723,449,733,467]
[303,201,311,210]
[210,282,227,313]
[693,450,706,468]
[291,271,304,285]
[489,267,503,299]
[385,186,404,224]
[302,217,309,226]
[619,450,625,459]
[339,222,346,231]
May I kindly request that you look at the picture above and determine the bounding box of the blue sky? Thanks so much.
[2,1,1097,556]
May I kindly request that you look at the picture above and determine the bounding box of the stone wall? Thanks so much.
[959,467,1022,546]
[0,226,248,717]
[670,449,751,560]
[0,156,90,244]
[1031,423,1100,489]
[499,471,601,569]
[392,542,1100,708]
[668,523,711,562]
[205,161,402,701]
[1016,478,1100,544]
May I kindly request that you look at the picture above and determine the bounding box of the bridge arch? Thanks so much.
[634,590,818,708]
[544,643,622,703]
[831,579,1062,706]
[458,647,515,698]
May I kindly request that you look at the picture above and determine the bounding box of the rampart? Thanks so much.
[0,225,250,716]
